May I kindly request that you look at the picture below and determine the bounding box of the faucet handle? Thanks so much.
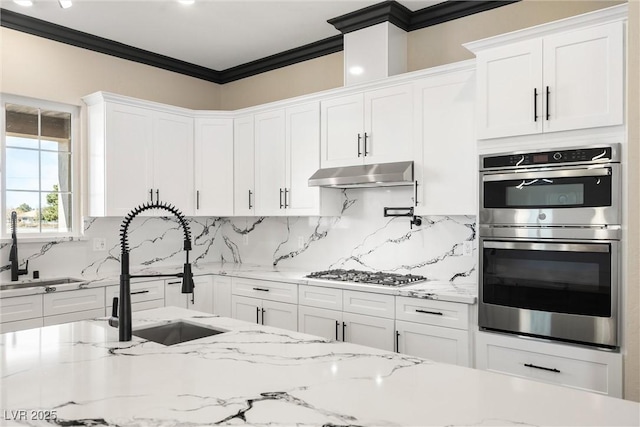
[108,297,119,328]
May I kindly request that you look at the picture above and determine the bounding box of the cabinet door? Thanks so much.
[262,300,298,332]
[320,94,364,168]
[285,102,321,215]
[104,103,154,216]
[0,295,43,323]
[213,275,232,317]
[0,318,44,334]
[165,279,187,308]
[396,320,470,366]
[414,70,476,215]
[543,22,623,133]
[343,311,395,352]
[43,288,105,317]
[152,112,194,215]
[476,39,543,139]
[189,276,214,314]
[298,305,342,341]
[233,115,255,216]
[254,110,286,216]
[363,84,413,164]
[231,295,261,324]
[194,117,234,216]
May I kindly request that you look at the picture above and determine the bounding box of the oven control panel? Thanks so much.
[481,146,617,170]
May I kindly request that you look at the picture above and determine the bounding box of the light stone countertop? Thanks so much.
[0,262,476,304]
[0,306,637,426]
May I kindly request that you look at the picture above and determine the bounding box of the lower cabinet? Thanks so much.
[0,294,43,333]
[165,276,214,313]
[212,275,232,317]
[106,279,165,316]
[475,330,623,397]
[232,295,297,331]
[395,320,469,366]
[42,288,106,328]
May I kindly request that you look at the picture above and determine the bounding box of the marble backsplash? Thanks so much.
[1,187,476,283]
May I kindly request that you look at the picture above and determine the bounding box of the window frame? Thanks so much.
[1,94,81,240]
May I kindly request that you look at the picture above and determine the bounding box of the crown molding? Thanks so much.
[2,1,517,84]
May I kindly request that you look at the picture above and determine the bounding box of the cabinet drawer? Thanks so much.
[476,332,622,397]
[106,299,164,317]
[44,308,105,327]
[298,285,342,310]
[342,290,394,319]
[231,277,297,304]
[105,280,164,305]
[395,297,469,330]
[0,317,44,334]
[0,294,43,323]
[44,288,105,316]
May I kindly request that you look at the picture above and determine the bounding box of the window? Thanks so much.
[2,95,79,237]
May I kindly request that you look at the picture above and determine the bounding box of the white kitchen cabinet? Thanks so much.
[43,288,105,317]
[394,296,471,367]
[320,84,413,168]
[213,275,232,317]
[0,294,43,324]
[476,330,622,397]
[231,295,298,332]
[298,305,342,341]
[231,277,298,304]
[105,279,165,316]
[43,308,105,327]
[343,311,395,352]
[194,116,234,216]
[84,92,195,216]
[189,276,214,313]
[0,318,44,334]
[471,20,623,139]
[233,115,255,216]
[254,109,286,216]
[413,66,476,215]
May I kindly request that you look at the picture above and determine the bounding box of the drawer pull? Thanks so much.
[252,287,270,292]
[167,281,181,285]
[524,363,560,373]
[131,290,150,295]
[415,309,443,316]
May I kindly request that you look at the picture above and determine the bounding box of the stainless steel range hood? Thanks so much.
[308,161,413,188]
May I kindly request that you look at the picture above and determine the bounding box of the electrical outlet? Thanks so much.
[93,238,107,252]
[463,241,473,257]
[297,236,305,250]
[243,234,249,246]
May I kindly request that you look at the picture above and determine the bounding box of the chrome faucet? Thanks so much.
[108,201,194,342]
[9,211,28,282]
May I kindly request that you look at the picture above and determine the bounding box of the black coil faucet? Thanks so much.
[109,201,194,341]
[9,211,29,281]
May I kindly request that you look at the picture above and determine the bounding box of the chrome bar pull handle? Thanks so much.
[546,86,550,120]
[533,88,538,122]
[363,132,369,156]
[279,188,284,209]
[248,190,253,209]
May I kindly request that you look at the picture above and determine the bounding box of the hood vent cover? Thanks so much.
[308,161,413,188]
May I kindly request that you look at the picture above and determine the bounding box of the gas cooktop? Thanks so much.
[306,269,426,287]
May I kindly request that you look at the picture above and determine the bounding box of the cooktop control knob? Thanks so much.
[553,152,562,161]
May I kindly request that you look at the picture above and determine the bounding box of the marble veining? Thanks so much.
[1,307,638,427]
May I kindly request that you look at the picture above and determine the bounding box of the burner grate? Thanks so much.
[306,269,425,286]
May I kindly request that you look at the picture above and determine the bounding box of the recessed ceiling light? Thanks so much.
[13,0,33,6]
[59,0,73,8]
[178,0,195,5]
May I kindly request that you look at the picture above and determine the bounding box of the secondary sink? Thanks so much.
[0,277,86,291]
[133,320,226,346]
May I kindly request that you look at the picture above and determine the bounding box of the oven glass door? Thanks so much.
[482,240,612,317]
[483,167,612,209]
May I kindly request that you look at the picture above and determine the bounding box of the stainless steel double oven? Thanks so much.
[478,144,621,349]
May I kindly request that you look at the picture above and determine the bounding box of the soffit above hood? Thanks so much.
[308,161,413,188]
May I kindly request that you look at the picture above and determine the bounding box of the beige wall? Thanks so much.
[0,28,221,110]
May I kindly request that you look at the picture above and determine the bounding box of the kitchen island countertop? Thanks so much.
[1,306,637,426]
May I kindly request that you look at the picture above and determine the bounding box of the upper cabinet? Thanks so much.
[413,65,476,216]
[84,93,194,217]
[254,102,340,216]
[233,115,255,216]
[194,116,234,216]
[320,84,413,168]
[469,15,624,140]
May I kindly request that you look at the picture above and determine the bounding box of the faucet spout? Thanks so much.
[114,201,194,341]
[9,211,29,282]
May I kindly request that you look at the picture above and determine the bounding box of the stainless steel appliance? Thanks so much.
[306,269,425,286]
[478,144,621,349]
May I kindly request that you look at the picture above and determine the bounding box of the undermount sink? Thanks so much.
[133,320,226,346]
[0,277,86,291]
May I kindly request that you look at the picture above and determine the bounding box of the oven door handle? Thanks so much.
[483,240,610,253]
[482,166,611,182]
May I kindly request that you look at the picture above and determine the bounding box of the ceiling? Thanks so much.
[0,0,444,71]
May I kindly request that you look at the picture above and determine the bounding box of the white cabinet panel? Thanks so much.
[165,279,188,308]
[233,115,255,216]
[194,117,234,216]
[413,68,476,215]
[0,317,44,333]
[106,299,164,317]
[396,320,470,366]
[342,290,394,319]
[0,294,43,323]
[255,110,287,216]
[343,312,395,352]
[106,280,164,307]
[43,288,105,317]
[320,94,364,168]
[44,308,105,327]
[213,275,232,317]
[298,305,341,341]
[395,297,469,330]
[231,295,261,324]
[189,276,214,314]
[231,277,298,304]
[298,285,343,311]
[261,299,297,332]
